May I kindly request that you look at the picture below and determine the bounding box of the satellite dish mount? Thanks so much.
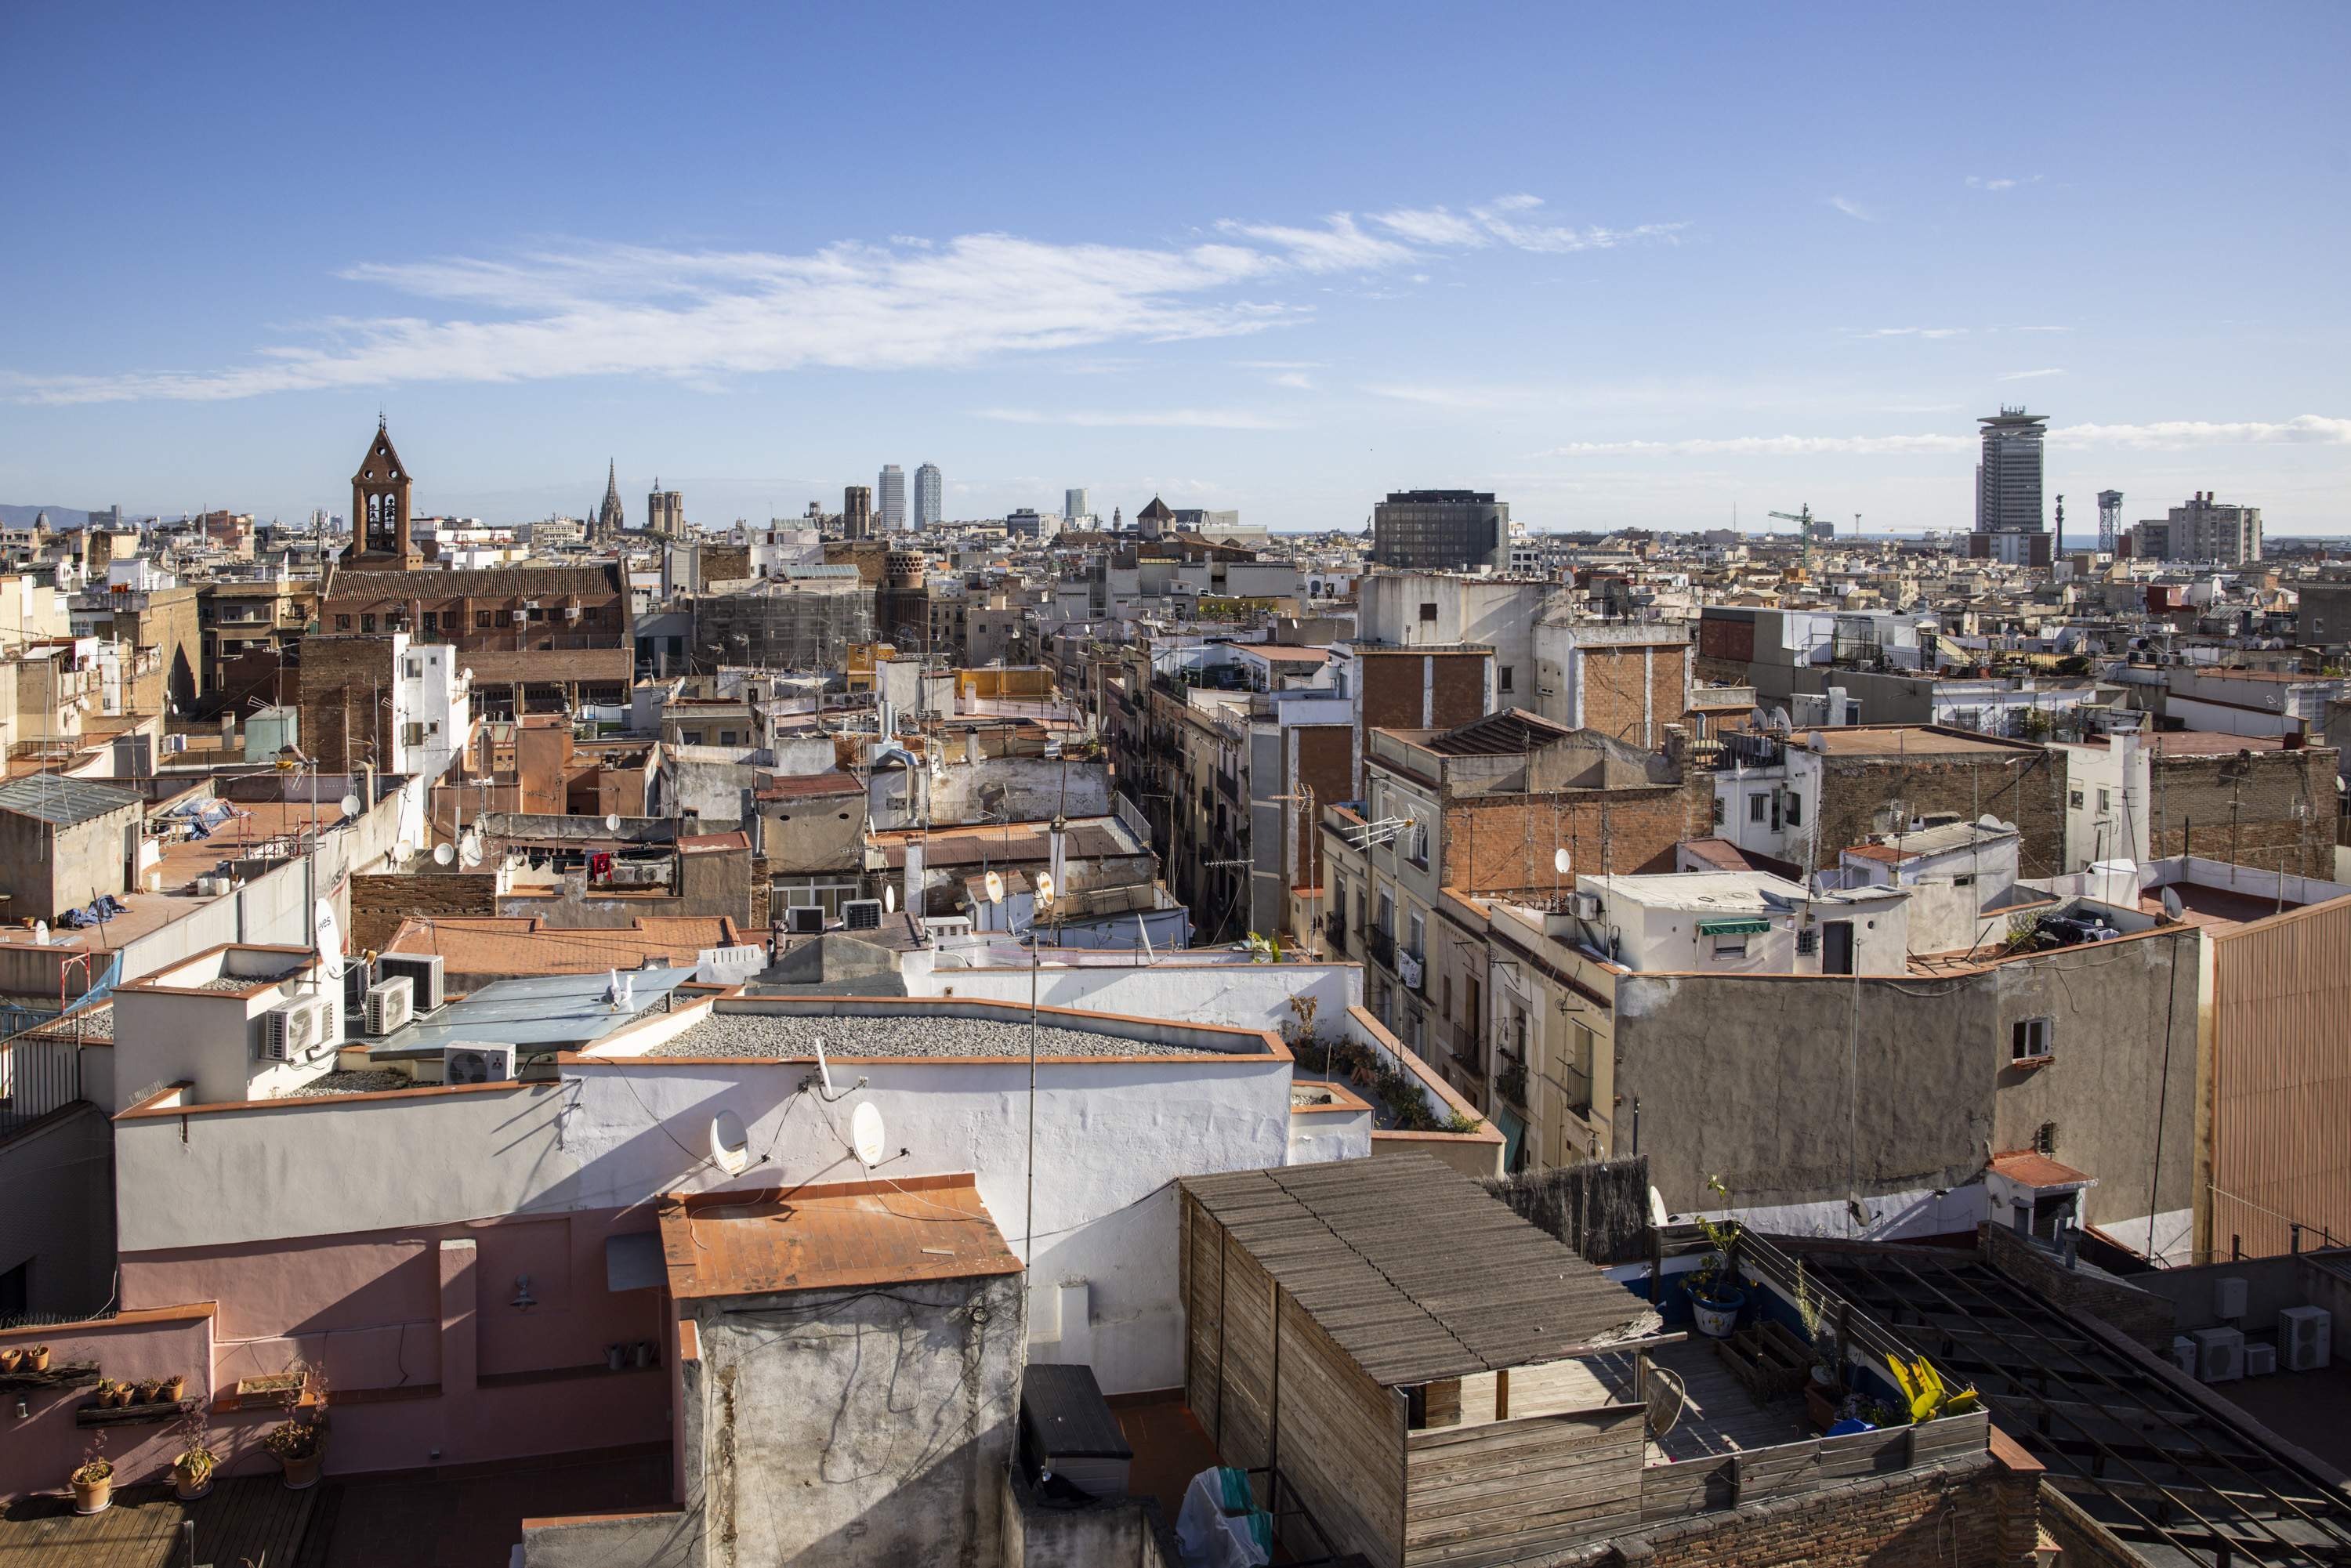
[801,1036,866,1103]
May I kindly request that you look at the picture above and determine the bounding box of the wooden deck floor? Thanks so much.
[0,1475,320,1568]
[1583,1337,1817,1465]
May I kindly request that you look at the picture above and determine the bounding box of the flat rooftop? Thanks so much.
[634,1001,1277,1061]
[385,915,745,977]
[1586,869,1896,914]
[1795,726,2031,758]
[657,1173,1021,1298]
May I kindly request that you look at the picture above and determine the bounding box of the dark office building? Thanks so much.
[1370,490,1509,570]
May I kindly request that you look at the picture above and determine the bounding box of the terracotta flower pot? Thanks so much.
[173,1462,214,1501]
[71,1472,113,1515]
[161,1374,186,1402]
[136,1381,163,1406]
[279,1452,324,1490]
[0,1349,20,1374]
[27,1347,50,1373]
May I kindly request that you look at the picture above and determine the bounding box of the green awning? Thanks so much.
[1697,918,1770,936]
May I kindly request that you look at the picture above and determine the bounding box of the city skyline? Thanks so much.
[3,2,2347,533]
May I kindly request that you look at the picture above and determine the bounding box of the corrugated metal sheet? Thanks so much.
[2211,895,2351,1255]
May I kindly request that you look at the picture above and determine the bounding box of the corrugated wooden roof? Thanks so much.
[1182,1153,1643,1386]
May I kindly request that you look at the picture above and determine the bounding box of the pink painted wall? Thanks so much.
[4,1206,676,1501]
[0,1310,215,1503]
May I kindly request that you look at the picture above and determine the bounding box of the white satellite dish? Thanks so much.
[849,1102,888,1168]
[313,898,345,980]
[2161,886,2186,922]
[708,1110,751,1176]
[338,793,361,819]
[433,842,456,866]
[984,870,1005,905]
[1553,848,1572,875]
[605,813,621,833]
[460,668,473,683]
[1034,871,1056,905]
[884,885,897,914]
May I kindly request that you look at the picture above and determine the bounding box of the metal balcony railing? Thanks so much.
[1364,927,1396,971]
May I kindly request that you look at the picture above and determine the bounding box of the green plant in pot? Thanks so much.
[261,1360,330,1490]
[70,1436,113,1515]
[172,1411,220,1501]
[1685,1177,1744,1340]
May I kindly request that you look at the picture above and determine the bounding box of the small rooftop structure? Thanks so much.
[657,1173,1022,1300]
[0,774,143,827]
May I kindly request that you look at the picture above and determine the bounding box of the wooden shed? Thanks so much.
[1179,1153,1658,1568]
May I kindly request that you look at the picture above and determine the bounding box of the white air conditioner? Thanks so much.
[443,1041,517,1085]
[365,976,414,1036]
[2214,1276,2248,1320]
[841,898,884,931]
[2192,1326,2244,1383]
[2280,1305,2332,1371]
[2169,1336,2198,1377]
[375,953,444,1013]
[1572,891,1603,921]
[263,996,337,1063]
[161,733,188,755]
[2244,1342,2278,1378]
[786,905,826,935]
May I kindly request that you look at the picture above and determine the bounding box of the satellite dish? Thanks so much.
[460,668,473,683]
[2161,887,2186,922]
[1553,848,1571,875]
[338,793,361,819]
[433,842,455,866]
[1034,871,1056,905]
[984,870,1005,905]
[459,834,483,868]
[884,885,897,913]
[849,1102,888,1168]
[708,1110,751,1176]
[313,899,344,980]
[605,813,622,833]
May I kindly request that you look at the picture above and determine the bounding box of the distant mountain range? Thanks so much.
[0,504,94,531]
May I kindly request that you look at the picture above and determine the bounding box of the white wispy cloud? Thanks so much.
[1997,368,2066,381]
[1269,372,1315,390]
[1532,415,2351,459]
[13,195,1679,404]
[1368,194,1687,254]
[1861,327,1969,339]
[1827,195,1880,223]
[974,407,1292,430]
[1965,175,2042,192]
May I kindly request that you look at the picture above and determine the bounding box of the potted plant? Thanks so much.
[1793,1262,1845,1429]
[136,1379,164,1407]
[263,1360,329,1490]
[70,1437,113,1515]
[172,1414,219,1501]
[0,1346,20,1374]
[27,1345,50,1373]
[1685,1177,1745,1340]
[161,1372,187,1402]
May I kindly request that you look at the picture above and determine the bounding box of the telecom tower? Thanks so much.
[2097,491,2123,555]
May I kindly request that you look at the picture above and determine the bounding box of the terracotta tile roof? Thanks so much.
[383,915,742,976]
[657,1175,1021,1299]
[1988,1149,2095,1189]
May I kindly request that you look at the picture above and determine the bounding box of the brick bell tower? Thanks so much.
[350,417,415,565]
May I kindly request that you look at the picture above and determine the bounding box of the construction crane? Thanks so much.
[1768,504,1823,577]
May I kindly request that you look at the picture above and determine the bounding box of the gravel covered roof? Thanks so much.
[637,1009,1266,1061]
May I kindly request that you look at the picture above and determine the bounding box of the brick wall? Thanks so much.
[1814,749,2067,875]
[1587,1450,2041,1568]
[1580,643,1690,748]
[1357,650,1490,759]
[349,871,498,951]
[1444,773,1713,894]
[1291,724,1355,890]
[295,636,399,780]
[1980,1222,2176,1349]
[2148,746,2338,878]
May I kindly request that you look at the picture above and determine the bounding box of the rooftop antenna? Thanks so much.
[805,1035,863,1103]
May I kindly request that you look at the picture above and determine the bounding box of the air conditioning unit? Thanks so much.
[263,996,338,1063]
[161,733,188,755]
[365,976,414,1036]
[786,904,827,935]
[2192,1326,2244,1383]
[2214,1276,2248,1320]
[2244,1342,2278,1378]
[1571,891,1603,921]
[2280,1305,2332,1371]
[375,952,445,1013]
[443,1041,517,1085]
[2168,1336,2198,1377]
[842,898,884,931]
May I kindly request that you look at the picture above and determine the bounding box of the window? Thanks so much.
[2012,1017,2053,1063]
[719,730,739,745]
[1784,791,1802,827]
[405,660,421,678]
[1376,890,1393,936]
[1418,602,1438,623]
[2069,789,2085,809]
[1711,935,1748,959]
[476,610,494,628]
[1407,911,1425,961]
[1712,795,1725,827]
[1440,973,1452,1021]
[1498,666,1514,693]
[1748,792,1770,824]
[334,615,351,630]
[2034,1120,2059,1156]
[2096,789,2111,813]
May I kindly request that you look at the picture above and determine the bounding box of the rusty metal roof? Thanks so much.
[657,1174,1022,1299]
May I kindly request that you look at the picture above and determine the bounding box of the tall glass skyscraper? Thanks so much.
[1969,407,2052,567]
[1064,487,1089,523]
[877,465,907,532]
[913,462,944,531]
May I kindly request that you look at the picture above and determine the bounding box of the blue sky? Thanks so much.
[4,2,2347,535]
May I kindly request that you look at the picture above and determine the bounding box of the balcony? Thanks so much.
[1494,1050,1529,1111]
[1322,911,1347,954]
[1364,927,1396,972]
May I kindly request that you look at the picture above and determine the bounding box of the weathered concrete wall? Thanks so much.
[2148,745,2338,878]
[0,1103,114,1319]
[1816,748,2067,877]
[694,1272,1024,1568]
[1002,1462,1175,1568]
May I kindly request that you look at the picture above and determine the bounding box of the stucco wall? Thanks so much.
[902,959,1360,1036]
[691,1272,1024,1568]
[0,1103,114,1319]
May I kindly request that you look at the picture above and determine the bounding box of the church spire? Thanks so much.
[596,459,625,539]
